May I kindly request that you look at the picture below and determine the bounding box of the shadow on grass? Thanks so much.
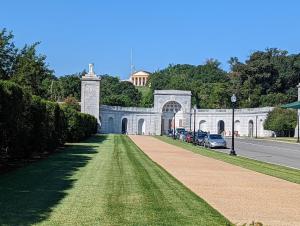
[0,135,107,226]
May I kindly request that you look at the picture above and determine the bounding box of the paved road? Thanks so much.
[220,138,300,169]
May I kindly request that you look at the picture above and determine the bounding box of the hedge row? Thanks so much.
[0,80,97,159]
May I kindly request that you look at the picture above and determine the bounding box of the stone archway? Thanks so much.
[248,120,254,137]
[108,117,114,133]
[161,101,182,135]
[217,120,225,135]
[138,119,145,135]
[121,118,128,134]
[234,120,240,136]
[199,120,207,132]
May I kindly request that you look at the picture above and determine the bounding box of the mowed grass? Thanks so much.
[156,136,300,185]
[0,134,231,226]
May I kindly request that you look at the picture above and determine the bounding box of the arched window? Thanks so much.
[248,120,254,137]
[121,118,128,134]
[199,120,207,132]
[138,119,145,135]
[217,120,225,135]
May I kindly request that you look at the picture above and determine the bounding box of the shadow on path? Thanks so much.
[0,135,107,226]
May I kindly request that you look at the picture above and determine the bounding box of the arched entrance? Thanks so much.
[108,117,114,133]
[199,120,207,132]
[121,118,128,134]
[248,120,254,137]
[235,120,240,136]
[138,118,145,135]
[217,120,225,135]
[161,101,182,134]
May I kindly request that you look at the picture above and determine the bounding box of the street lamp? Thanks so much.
[173,109,176,139]
[193,105,197,144]
[230,94,237,156]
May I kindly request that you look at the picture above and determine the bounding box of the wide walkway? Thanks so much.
[129,135,300,226]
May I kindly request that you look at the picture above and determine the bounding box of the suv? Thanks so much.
[196,132,208,146]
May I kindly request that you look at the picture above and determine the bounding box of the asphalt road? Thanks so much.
[218,138,300,169]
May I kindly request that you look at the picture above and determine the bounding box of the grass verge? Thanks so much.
[156,136,300,185]
[0,134,231,226]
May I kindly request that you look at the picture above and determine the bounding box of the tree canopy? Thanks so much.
[1,28,299,109]
[264,108,297,136]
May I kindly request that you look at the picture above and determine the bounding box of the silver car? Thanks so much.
[203,134,227,148]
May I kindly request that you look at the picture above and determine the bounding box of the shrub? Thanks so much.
[0,80,97,159]
[62,106,97,142]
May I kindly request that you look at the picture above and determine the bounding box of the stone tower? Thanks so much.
[81,64,101,129]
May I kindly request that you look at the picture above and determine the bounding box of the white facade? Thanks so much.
[80,65,299,138]
[98,89,274,137]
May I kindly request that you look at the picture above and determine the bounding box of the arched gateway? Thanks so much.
[161,101,182,134]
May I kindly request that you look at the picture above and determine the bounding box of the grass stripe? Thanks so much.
[0,135,231,226]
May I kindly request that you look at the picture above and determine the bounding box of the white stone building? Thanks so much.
[130,70,150,86]
[81,64,299,137]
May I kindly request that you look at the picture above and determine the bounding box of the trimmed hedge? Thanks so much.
[0,80,97,159]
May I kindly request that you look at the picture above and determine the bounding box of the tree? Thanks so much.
[11,43,55,98]
[264,108,297,137]
[0,29,17,79]
[100,75,141,107]
[61,96,80,111]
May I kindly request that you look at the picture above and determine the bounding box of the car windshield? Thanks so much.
[198,133,207,138]
[176,128,185,133]
[210,134,223,139]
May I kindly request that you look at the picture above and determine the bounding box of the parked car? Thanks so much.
[185,132,194,143]
[203,134,227,148]
[196,132,208,146]
[179,131,187,141]
[167,129,174,137]
[175,128,186,139]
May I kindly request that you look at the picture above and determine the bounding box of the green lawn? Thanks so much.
[156,136,300,185]
[0,134,231,226]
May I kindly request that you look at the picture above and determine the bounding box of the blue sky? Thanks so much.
[1,0,300,79]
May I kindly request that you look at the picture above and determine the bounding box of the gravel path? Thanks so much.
[129,135,300,226]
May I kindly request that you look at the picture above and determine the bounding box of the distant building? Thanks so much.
[130,70,150,86]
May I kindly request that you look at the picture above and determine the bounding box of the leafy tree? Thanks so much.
[61,96,80,111]
[264,108,297,136]
[0,29,17,79]
[101,75,141,106]
[11,43,55,97]
[56,73,82,101]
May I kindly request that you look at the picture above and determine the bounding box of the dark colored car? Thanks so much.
[196,132,208,146]
[167,129,174,137]
[185,132,194,143]
[203,134,227,148]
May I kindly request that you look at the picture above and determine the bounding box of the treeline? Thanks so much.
[148,51,300,108]
[1,28,299,110]
[0,80,97,159]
